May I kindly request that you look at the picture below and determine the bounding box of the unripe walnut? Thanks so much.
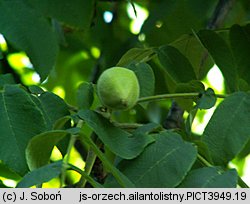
[97,67,140,110]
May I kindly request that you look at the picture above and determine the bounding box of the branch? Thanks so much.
[199,0,236,69]
[163,101,184,129]
[207,0,236,29]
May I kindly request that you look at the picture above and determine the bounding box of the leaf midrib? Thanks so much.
[219,95,246,157]
[1,91,22,158]
[135,145,181,184]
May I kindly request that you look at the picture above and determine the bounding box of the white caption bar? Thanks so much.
[0,189,248,204]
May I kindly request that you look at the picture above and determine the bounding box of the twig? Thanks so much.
[137,92,227,103]
[66,163,103,188]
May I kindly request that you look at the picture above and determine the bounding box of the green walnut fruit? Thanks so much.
[97,67,140,110]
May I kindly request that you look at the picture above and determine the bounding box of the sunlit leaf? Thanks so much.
[26,130,69,170]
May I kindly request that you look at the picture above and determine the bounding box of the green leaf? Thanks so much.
[30,91,70,156]
[175,80,205,93]
[78,110,155,159]
[106,131,197,187]
[179,167,238,188]
[128,62,155,98]
[134,123,161,135]
[52,116,72,156]
[230,24,250,85]
[117,48,156,66]
[27,0,95,29]
[239,78,250,92]
[238,139,250,159]
[0,163,21,180]
[77,82,94,109]
[0,0,58,80]
[197,30,238,92]
[0,85,47,175]
[17,161,63,188]
[175,80,205,111]
[141,0,217,45]
[53,116,72,130]
[0,74,15,88]
[195,88,217,109]
[31,92,70,130]
[26,130,69,170]
[202,92,250,165]
[158,45,197,83]
[171,34,214,79]
[28,85,45,95]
